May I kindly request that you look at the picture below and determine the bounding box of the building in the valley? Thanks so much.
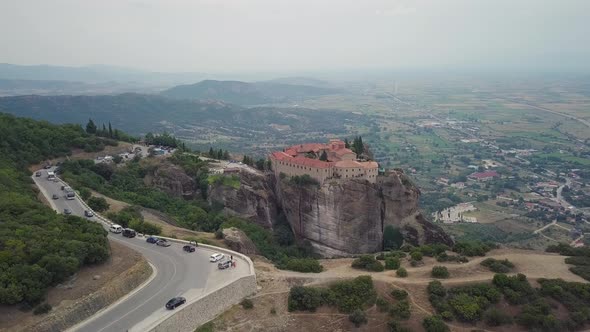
[468,170,500,181]
[270,139,379,184]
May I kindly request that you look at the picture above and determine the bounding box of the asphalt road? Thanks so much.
[33,168,250,332]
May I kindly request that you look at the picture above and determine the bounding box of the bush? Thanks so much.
[484,308,513,326]
[391,289,408,300]
[453,241,495,257]
[129,219,162,235]
[385,257,400,270]
[78,187,91,200]
[288,286,325,312]
[376,297,390,312]
[431,266,450,279]
[428,281,447,297]
[349,309,368,327]
[289,174,319,186]
[281,258,323,273]
[389,299,411,320]
[388,320,413,332]
[410,251,423,261]
[33,303,52,315]
[351,255,384,272]
[87,196,110,212]
[240,298,254,309]
[396,267,408,278]
[195,322,214,332]
[423,315,450,332]
[215,229,223,239]
[480,258,514,273]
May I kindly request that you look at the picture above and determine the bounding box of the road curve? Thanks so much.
[33,169,250,332]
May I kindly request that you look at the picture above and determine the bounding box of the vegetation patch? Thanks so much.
[351,255,385,272]
[480,258,515,273]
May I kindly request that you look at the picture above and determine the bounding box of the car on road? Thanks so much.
[64,208,72,215]
[44,164,51,169]
[218,260,231,269]
[165,297,186,310]
[183,245,196,253]
[146,236,159,244]
[109,224,123,234]
[35,171,41,177]
[209,253,224,262]
[84,210,94,217]
[52,194,59,200]
[156,239,171,247]
[122,228,136,238]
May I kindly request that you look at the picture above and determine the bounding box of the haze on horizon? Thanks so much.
[0,0,589,75]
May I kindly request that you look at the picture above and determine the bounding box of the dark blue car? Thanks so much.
[146,236,159,244]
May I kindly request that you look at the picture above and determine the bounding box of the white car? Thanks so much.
[209,253,224,262]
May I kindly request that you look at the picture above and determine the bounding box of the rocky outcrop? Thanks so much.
[144,162,197,198]
[222,227,258,255]
[208,170,278,228]
[209,168,452,257]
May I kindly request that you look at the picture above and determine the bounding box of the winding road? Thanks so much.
[33,168,250,332]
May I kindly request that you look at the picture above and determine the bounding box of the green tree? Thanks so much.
[396,267,408,277]
[108,122,113,138]
[423,315,450,332]
[319,150,328,161]
[431,266,450,279]
[87,196,109,212]
[85,119,97,134]
[223,150,230,160]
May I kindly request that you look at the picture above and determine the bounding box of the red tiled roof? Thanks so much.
[469,171,499,179]
[292,157,333,168]
[333,148,354,156]
[271,151,292,161]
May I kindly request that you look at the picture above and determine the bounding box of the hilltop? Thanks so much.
[160,79,339,105]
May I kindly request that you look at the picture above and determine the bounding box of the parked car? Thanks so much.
[218,260,231,269]
[122,228,136,238]
[165,297,186,310]
[84,210,94,217]
[209,253,224,262]
[64,208,72,215]
[183,245,196,253]
[35,171,41,177]
[52,194,59,200]
[156,239,171,247]
[146,236,159,244]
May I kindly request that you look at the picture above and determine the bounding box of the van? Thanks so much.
[109,224,123,234]
[122,228,136,238]
[209,253,224,262]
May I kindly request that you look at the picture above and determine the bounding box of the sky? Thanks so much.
[0,0,589,74]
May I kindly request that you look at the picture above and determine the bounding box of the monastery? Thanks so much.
[270,139,379,184]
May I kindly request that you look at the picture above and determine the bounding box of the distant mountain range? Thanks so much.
[161,79,339,105]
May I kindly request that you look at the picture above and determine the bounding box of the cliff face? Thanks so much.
[210,169,452,257]
[144,162,197,198]
[275,170,452,257]
[208,171,278,228]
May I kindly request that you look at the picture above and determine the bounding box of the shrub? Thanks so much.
[214,229,223,239]
[389,299,411,320]
[327,276,377,313]
[385,257,400,270]
[484,308,513,326]
[431,266,450,279]
[348,309,368,327]
[240,298,253,309]
[33,303,52,315]
[410,251,423,261]
[78,187,91,200]
[480,258,514,273]
[289,174,319,186]
[428,281,447,297]
[282,258,323,273]
[423,315,450,332]
[288,286,325,312]
[376,252,386,260]
[396,267,408,278]
[351,255,384,272]
[453,241,495,257]
[87,196,109,212]
[376,297,390,312]
[387,320,413,332]
[391,289,408,300]
[129,219,162,235]
[195,322,214,332]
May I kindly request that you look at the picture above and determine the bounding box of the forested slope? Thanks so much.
[0,113,110,306]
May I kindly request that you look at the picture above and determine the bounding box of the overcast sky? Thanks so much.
[0,0,588,74]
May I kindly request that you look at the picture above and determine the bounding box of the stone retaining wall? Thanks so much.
[147,274,257,332]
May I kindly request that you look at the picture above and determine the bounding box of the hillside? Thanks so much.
[0,113,111,307]
[0,93,370,155]
[160,79,339,105]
